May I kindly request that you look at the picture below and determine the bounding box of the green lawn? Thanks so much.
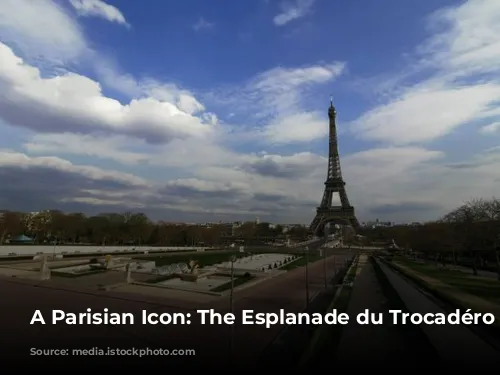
[51,269,106,278]
[211,274,255,292]
[144,274,178,284]
[343,261,358,284]
[280,255,321,270]
[395,257,500,303]
[135,251,241,267]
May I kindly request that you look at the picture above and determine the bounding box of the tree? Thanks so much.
[341,226,355,248]
[0,211,25,243]
[441,198,500,276]
[49,211,67,243]
[238,222,256,237]
[127,213,152,245]
[65,213,86,243]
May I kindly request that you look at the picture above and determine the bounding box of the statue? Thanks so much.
[40,255,51,281]
[187,260,199,275]
[125,263,132,283]
[105,254,112,269]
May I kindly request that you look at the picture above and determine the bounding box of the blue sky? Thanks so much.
[0,0,499,224]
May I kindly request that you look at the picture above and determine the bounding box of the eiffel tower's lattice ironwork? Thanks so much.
[309,99,359,236]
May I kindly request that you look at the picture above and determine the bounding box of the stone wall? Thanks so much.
[0,246,209,256]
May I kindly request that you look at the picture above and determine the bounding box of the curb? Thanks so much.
[298,255,359,366]
[376,257,500,358]
[130,281,223,296]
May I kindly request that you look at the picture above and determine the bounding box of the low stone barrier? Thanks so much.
[0,245,210,256]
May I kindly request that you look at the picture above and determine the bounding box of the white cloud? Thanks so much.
[480,121,500,134]
[0,42,214,144]
[0,0,87,64]
[273,0,315,26]
[420,0,500,77]
[250,62,345,143]
[0,148,325,220]
[341,146,500,222]
[253,63,344,91]
[1,0,344,148]
[0,150,148,187]
[193,17,214,31]
[208,62,346,144]
[350,0,500,146]
[19,132,499,223]
[22,132,242,169]
[23,133,151,165]
[262,112,327,143]
[2,0,499,224]
[250,63,345,114]
[351,83,500,144]
[69,0,129,27]
[93,59,208,116]
[343,147,444,186]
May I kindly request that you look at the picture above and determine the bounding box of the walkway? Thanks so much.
[334,255,424,361]
[377,259,500,363]
[0,250,354,369]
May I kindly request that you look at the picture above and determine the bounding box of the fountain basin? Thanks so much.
[177,269,217,282]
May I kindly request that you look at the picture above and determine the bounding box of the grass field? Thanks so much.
[280,255,321,270]
[135,251,241,267]
[343,259,358,284]
[144,274,178,284]
[395,256,500,303]
[211,273,255,292]
[51,269,106,278]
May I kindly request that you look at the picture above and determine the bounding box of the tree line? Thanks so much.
[0,210,309,246]
[360,198,500,277]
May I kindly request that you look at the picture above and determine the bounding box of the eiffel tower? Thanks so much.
[309,98,359,237]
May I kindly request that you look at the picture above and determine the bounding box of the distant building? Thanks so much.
[362,219,393,229]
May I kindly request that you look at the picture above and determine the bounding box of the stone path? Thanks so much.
[0,249,353,369]
[334,255,424,361]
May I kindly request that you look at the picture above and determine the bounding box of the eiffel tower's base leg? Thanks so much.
[309,213,360,237]
[309,214,324,237]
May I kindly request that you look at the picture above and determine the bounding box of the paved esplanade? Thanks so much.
[334,255,427,361]
[334,255,500,363]
[0,249,351,368]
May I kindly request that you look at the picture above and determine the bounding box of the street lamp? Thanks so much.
[340,226,344,248]
[304,246,310,308]
[229,255,236,312]
[495,235,500,282]
[52,237,57,260]
[229,255,237,361]
[323,244,327,288]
